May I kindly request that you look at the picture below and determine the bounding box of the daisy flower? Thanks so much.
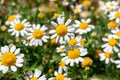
[24,69,46,80]
[58,61,67,72]
[111,28,120,39]
[81,57,93,68]
[108,9,120,23]
[106,1,119,10]
[74,18,95,34]
[5,14,21,25]
[8,19,31,37]
[27,24,49,46]
[49,16,75,44]
[56,45,65,53]
[99,51,113,64]
[107,20,119,29]
[0,45,24,74]
[67,36,85,46]
[48,70,71,80]
[61,47,88,66]
[100,1,118,14]
[62,0,76,6]
[22,38,34,46]
[82,0,91,7]
[102,35,119,53]
[71,4,82,14]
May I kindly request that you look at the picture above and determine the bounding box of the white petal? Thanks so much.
[11,66,17,72]
[14,48,20,55]
[51,21,57,27]
[10,46,16,52]
[34,69,41,78]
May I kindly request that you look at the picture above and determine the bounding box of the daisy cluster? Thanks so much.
[97,1,120,68]
[1,0,120,79]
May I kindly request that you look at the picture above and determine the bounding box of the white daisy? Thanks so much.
[108,9,120,23]
[74,18,95,34]
[8,19,31,37]
[5,14,21,25]
[27,24,49,46]
[24,69,46,80]
[0,45,24,74]
[48,70,71,80]
[99,51,114,64]
[58,61,68,72]
[61,47,88,66]
[100,1,118,14]
[22,38,34,46]
[49,16,75,44]
[111,28,120,39]
[68,35,85,46]
[102,35,119,53]
[71,4,82,14]
[56,45,65,53]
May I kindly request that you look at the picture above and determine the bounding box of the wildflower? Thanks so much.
[58,61,67,72]
[81,57,93,68]
[71,4,82,14]
[24,69,46,80]
[107,20,119,29]
[111,28,120,39]
[5,14,21,25]
[108,9,120,23]
[27,24,49,46]
[38,12,44,18]
[82,0,91,7]
[61,47,87,66]
[102,35,119,53]
[95,49,102,58]
[74,18,95,34]
[50,38,56,45]
[99,51,113,64]
[0,45,24,74]
[80,11,89,18]
[68,36,85,46]
[49,16,75,44]
[1,25,7,31]
[8,19,31,37]
[56,45,65,53]
[48,70,70,80]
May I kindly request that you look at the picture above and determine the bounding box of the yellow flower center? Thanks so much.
[116,32,120,37]
[80,22,88,30]
[106,6,111,10]
[54,13,60,18]
[50,38,56,45]
[115,12,120,18]
[30,77,38,80]
[68,48,80,59]
[60,48,64,53]
[82,1,90,7]
[32,30,43,39]
[1,52,16,66]
[14,23,24,31]
[68,38,77,46]
[74,7,79,14]
[38,12,44,18]
[80,39,85,45]
[110,3,114,6]
[56,24,67,36]
[81,57,92,67]
[105,52,113,58]
[108,21,118,29]
[55,74,65,80]
[59,61,65,68]
[108,38,117,46]
[95,49,102,58]
[8,15,16,22]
